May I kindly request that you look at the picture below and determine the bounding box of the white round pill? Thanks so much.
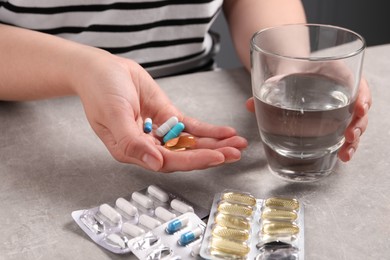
[138,214,162,230]
[99,203,121,224]
[156,116,179,137]
[132,191,154,209]
[122,222,145,237]
[147,185,169,202]
[170,199,194,214]
[106,233,126,249]
[155,206,176,222]
[116,197,138,217]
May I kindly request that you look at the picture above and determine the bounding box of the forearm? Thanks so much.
[0,24,108,100]
[223,0,306,70]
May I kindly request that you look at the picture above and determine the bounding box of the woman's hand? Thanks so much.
[245,76,372,162]
[74,53,248,172]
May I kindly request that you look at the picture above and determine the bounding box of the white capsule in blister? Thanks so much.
[170,199,194,214]
[122,222,145,237]
[106,233,126,249]
[99,203,121,224]
[155,206,176,222]
[132,191,154,209]
[116,197,138,217]
[147,185,169,202]
[139,214,162,230]
[156,116,179,137]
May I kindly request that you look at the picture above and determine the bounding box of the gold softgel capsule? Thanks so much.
[261,207,298,222]
[214,213,250,230]
[217,202,253,218]
[221,192,257,207]
[210,237,250,258]
[261,222,300,236]
[164,135,196,151]
[212,226,250,242]
[264,197,300,211]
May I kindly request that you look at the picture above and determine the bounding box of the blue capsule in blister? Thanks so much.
[166,215,189,234]
[179,226,203,246]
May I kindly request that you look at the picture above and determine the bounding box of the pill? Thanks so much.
[138,214,162,230]
[261,207,298,222]
[132,191,154,209]
[214,213,250,230]
[212,226,250,242]
[264,197,300,211]
[147,185,169,202]
[222,192,257,207]
[217,202,253,218]
[122,222,145,237]
[99,204,121,224]
[170,199,194,214]
[179,226,203,246]
[166,215,189,234]
[143,118,152,133]
[163,122,185,143]
[156,116,179,137]
[155,206,176,222]
[164,135,196,150]
[115,197,138,217]
[210,237,250,257]
[261,222,300,236]
[106,233,126,249]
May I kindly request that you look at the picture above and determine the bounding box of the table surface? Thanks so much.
[1,44,389,260]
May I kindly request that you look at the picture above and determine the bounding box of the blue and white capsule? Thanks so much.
[163,122,185,143]
[166,215,189,234]
[143,118,152,133]
[179,226,203,246]
[156,116,179,137]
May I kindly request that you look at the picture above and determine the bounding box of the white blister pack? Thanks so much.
[71,185,208,255]
[200,191,304,260]
[129,212,206,259]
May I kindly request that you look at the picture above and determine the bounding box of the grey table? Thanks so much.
[1,44,389,260]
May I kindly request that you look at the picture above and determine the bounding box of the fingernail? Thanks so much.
[363,103,369,114]
[142,153,161,171]
[208,156,225,167]
[348,147,355,160]
[353,128,362,140]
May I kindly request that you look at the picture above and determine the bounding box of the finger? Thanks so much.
[194,136,248,150]
[182,116,238,139]
[338,136,360,162]
[157,147,226,172]
[344,113,368,143]
[246,97,255,113]
[354,77,372,118]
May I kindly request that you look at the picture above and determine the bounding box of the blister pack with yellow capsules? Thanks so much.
[71,185,208,255]
[200,191,304,260]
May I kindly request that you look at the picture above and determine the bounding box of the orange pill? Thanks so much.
[164,135,196,151]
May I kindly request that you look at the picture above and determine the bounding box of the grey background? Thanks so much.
[211,0,390,69]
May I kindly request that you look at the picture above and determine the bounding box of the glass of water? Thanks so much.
[250,24,365,182]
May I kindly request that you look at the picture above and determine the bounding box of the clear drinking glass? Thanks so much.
[250,24,365,182]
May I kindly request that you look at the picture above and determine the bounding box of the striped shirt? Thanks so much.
[0,0,223,77]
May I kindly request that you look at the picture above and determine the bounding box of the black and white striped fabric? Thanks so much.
[0,0,223,77]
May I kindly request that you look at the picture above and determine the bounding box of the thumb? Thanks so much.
[96,114,163,171]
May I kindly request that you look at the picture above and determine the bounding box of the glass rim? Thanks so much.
[251,23,366,61]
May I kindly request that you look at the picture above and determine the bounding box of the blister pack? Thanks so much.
[200,191,304,260]
[129,212,206,259]
[71,185,208,255]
